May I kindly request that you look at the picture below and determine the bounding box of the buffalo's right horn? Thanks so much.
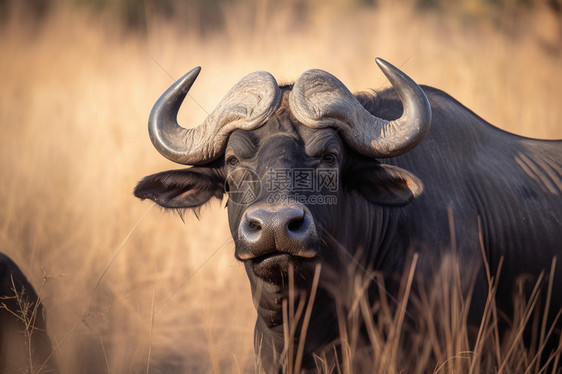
[149,67,282,165]
[289,58,431,158]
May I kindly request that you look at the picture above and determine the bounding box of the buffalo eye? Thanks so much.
[322,153,337,165]
[227,156,239,167]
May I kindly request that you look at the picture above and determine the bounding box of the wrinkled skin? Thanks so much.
[136,85,562,372]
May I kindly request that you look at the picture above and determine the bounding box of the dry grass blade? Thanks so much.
[146,266,157,374]
[294,263,322,373]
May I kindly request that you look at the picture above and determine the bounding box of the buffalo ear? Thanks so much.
[134,167,224,209]
[348,163,423,206]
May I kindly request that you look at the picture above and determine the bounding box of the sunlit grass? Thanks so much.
[0,1,560,372]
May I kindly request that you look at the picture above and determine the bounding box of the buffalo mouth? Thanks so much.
[250,251,292,264]
[245,250,319,283]
[250,251,313,268]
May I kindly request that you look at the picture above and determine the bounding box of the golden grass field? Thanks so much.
[0,1,561,372]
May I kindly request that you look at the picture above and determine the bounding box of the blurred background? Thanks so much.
[0,0,561,372]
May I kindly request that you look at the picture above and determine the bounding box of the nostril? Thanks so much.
[248,219,262,231]
[287,217,305,232]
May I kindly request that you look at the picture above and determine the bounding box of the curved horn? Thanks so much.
[149,67,282,165]
[289,58,431,158]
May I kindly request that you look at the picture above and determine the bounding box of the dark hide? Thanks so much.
[0,252,57,373]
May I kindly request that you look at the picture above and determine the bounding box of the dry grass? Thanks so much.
[0,1,560,372]
[252,250,561,373]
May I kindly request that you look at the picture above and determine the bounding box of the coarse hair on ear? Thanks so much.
[134,166,225,219]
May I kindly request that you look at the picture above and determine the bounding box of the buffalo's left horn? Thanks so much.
[289,58,431,158]
[149,67,282,165]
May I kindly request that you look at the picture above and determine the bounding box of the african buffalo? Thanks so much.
[135,59,561,372]
[0,252,56,373]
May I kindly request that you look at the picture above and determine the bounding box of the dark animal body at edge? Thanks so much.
[0,252,57,373]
